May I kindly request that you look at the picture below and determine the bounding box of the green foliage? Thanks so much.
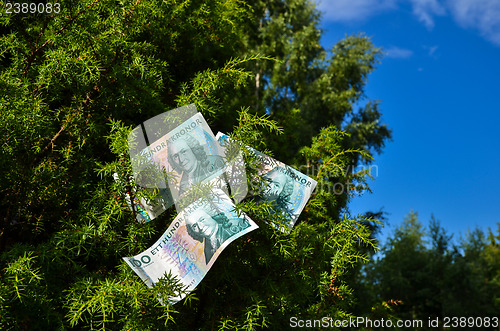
[0,0,388,329]
[0,245,64,329]
[359,212,500,324]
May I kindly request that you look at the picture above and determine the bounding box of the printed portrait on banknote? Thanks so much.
[216,132,317,233]
[148,113,226,198]
[185,205,252,264]
[124,112,228,221]
[122,190,258,304]
[254,153,317,233]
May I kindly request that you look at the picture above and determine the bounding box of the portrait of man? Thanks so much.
[260,167,295,219]
[167,135,225,196]
[185,208,250,264]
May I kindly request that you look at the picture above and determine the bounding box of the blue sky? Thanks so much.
[316,0,500,246]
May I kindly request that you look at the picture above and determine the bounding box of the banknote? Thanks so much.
[123,189,258,304]
[216,132,317,233]
[126,111,228,220]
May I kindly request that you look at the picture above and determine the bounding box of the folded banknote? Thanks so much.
[123,189,258,304]
[216,132,317,233]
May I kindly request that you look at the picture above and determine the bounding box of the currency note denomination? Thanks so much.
[216,132,317,233]
[123,189,258,304]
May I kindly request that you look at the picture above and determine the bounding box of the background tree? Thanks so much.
[0,0,388,329]
[443,226,500,317]
[213,0,392,165]
[368,212,437,320]
[360,212,500,325]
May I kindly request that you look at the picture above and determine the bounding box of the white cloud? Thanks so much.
[316,0,443,26]
[428,45,438,56]
[446,0,500,46]
[408,0,446,29]
[385,46,414,58]
[316,0,397,22]
[423,45,439,57]
[317,0,500,47]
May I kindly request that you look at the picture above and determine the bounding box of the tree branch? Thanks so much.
[31,124,66,166]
